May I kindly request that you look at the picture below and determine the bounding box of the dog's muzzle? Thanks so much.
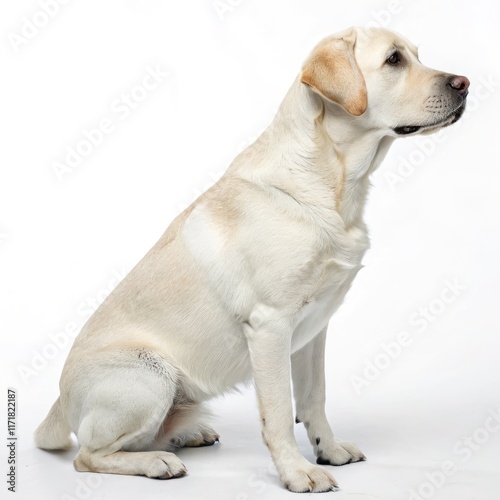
[394,74,470,135]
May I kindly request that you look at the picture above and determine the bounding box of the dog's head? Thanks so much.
[301,27,469,136]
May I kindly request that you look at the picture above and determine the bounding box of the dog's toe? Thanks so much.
[316,440,365,466]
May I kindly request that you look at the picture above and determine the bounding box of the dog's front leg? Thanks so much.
[244,317,337,493]
[291,327,366,466]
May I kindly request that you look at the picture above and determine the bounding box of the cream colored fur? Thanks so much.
[35,27,468,492]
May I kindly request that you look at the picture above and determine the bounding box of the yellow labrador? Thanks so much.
[36,27,469,492]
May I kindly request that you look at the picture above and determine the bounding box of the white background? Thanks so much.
[1,1,499,499]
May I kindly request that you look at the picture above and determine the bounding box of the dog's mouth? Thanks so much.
[393,100,467,136]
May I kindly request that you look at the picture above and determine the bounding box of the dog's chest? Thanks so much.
[290,227,369,352]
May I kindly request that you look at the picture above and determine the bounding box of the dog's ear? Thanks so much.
[301,32,367,116]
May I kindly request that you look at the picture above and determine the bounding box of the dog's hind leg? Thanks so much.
[71,348,187,478]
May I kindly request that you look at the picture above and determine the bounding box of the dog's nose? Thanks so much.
[448,75,470,96]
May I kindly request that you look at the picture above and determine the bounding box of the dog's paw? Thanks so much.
[281,462,338,493]
[316,440,366,466]
[143,451,187,479]
[183,427,220,448]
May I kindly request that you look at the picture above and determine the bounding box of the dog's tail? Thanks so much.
[35,397,73,450]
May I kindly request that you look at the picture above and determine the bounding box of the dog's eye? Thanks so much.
[386,51,401,65]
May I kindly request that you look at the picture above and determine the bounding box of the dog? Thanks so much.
[35,27,469,493]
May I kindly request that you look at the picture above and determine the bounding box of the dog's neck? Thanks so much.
[229,77,394,229]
